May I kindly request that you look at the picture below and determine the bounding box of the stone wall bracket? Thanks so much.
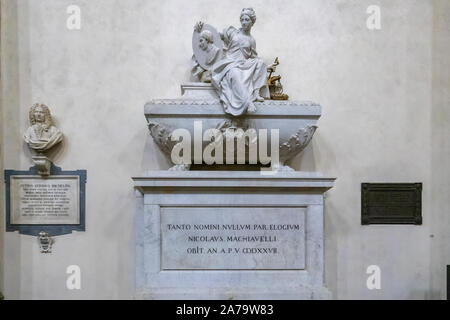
[31,155,52,176]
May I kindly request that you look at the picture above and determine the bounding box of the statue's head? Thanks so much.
[240,8,256,31]
[199,30,214,51]
[29,103,52,129]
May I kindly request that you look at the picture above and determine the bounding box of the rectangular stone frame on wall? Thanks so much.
[133,171,335,300]
[4,164,87,236]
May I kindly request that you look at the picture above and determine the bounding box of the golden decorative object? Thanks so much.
[267,57,289,100]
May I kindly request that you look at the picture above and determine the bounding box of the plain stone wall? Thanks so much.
[0,0,448,299]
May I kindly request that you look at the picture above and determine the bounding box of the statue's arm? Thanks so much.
[222,26,236,46]
[250,45,258,58]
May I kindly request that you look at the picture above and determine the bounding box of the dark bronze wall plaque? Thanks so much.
[447,265,450,300]
[361,183,422,225]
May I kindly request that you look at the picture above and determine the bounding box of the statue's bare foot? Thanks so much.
[247,102,257,113]
[255,95,265,102]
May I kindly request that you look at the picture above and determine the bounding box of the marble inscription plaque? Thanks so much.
[161,207,305,270]
[10,176,80,225]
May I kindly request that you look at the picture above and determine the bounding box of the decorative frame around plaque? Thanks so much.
[361,183,422,225]
[4,163,87,236]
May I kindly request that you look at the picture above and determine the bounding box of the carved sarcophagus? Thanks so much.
[145,83,320,170]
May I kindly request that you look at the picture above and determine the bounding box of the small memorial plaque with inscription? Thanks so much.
[4,164,86,236]
[361,183,422,225]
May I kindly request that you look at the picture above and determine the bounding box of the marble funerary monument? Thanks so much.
[133,8,335,299]
[5,103,86,253]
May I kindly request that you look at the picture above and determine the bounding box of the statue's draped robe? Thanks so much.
[24,125,63,152]
[211,26,268,116]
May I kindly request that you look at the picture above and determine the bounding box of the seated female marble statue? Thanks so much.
[23,103,63,153]
[209,8,273,116]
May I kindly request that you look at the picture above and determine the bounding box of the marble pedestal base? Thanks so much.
[133,171,335,300]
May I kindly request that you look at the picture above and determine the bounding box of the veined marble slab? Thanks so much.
[10,175,80,225]
[161,207,306,270]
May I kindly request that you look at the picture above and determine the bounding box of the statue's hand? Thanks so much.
[267,64,277,73]
[194,21,204,33]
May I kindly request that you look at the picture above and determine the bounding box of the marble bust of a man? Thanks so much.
[198,30,220,67]
[191,27,222,83]
[23,103,63,152]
